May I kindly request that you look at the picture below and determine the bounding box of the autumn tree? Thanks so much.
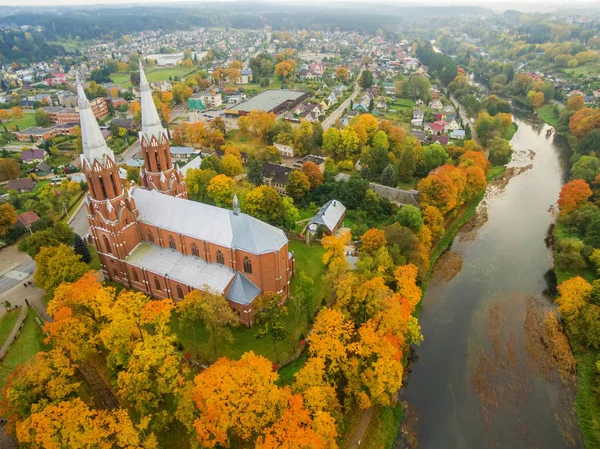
[0,202,17,236]
[185,168,216,203]
[178,290,238,361]
[221,154,243,177]
[275,59,297,82]
[207,174,235,207]
[556,276,600,348]
[286,170,311,203]
[11,106,23,119]
[172,83,193,103]
[566,95,584,111]
[322,128,342,160]
[417,173,459,215]
[335,66,349,82]
[301,161,323,189]
[570,108,600,140]
[558,179,592,215]
[422,205,444,239]
[243,185,288,225]
[34,244,89,292]
[360,228,387,254]
[191,351,288,447]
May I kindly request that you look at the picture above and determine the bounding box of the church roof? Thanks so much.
[76,74,114,166]
[131,188,288,255]
[139,60,167,143]
[226,272,261,305]
[126,242,236,295]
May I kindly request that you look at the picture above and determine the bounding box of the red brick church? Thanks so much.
[79,64,294,326]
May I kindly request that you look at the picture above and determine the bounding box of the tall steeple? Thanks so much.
[138,59,187,198]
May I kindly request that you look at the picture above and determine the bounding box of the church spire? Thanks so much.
[139,59,166,144]
[76,72,114,167]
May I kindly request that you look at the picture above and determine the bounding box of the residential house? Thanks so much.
[240,68,252,84]
[20,149,46,164]
[431,135,449,146]
[150,80,172,92]
[16,211,40,233]
[262,162,292,196]
[382,82,396,95]
[450,129,466,140]
[31,161,52,174]
[308,199,346,235]
[425,122,445,136]
[429,99,443,110]
[170,146,197,160]
[446,119,460,131]
[292,155,326,173]
[6,177,36,193]
[274,143,295,158]
[111,118,136,130]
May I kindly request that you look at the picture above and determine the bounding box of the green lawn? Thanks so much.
[172,240,327,364]
[0,309,20,348]
[111,67,195,88]
[0,310,49,390]
[573,347,600,448]
[390,98,415,109]
[361,403,404,449]
[562,62,600,78]
[226,128,266,150]
[2,113,37,132]
[276,352,308,387]
[537,104,559,128]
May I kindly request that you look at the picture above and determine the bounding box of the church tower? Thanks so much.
[79,74,141,283]
[138,60,187,198]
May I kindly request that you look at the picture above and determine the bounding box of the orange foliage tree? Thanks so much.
[570,108,600,139]
[558,179,592,215]
[566,95,585,111]
[417,173,459,215]
[301,161,324,189]
[360,228,387,253]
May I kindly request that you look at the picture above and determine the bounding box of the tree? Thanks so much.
[322,128,341,159]
[359,70,373,89]
[420,143,449,174]
[15,398,147,449]
[566,95,584,111]
[247,158,264,186]
[0,202,17,237]
[0,109,10,122]
[360,229,387,253]
[172,83,193,104]
[254,293,288,362]
[531,91,545,109]
[335,66,349,82]
[72,234,91,264]
[569,108,600,139]
[571,155,600,183]
[381,165,395,187]
[301,162,323,189]
[244,185,284,225]
[34,244,88,291]
[286,170,311,203]
[417,174,459,215]
[35,108,49,126]
[19,222,74,257]
[396,205,423,232]
[464,166,487,201]
[0,158,21,181]
[275,59,297,82]
[11,106,23,119]
[207,174,234,207]
[487,137,512,166]
[179,291,238,361]
[340,127,360,159]
[184,168,215,203]
[422,205,444,238]
[558,179,592,215]
[191,352,288,448]
[221,154,243,177]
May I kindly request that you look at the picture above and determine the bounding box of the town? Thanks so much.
[0,2,599,449]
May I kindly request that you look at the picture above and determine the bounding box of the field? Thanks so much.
[562,62,600,78]
[536,104,559,128]
[226,128,266,150]
[172,240,327,364]
[1,113,37,132]
[111,67,195,87]
[0,310,49,390]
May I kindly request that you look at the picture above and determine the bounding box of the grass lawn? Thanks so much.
[361,403,404,449]
[226,128,266,150]
[297,205,319,221]
[0,310,49,390]
[172,240,327,364]
[88,245,101,271]
[390,98,415,109]
[276,352,308,387]
[505,122,518,141]
[0,309,20,348]
[111,67,194,88]
[562,62,600,78]
[487,165,506,181]
[2,113,37,132]
[537,104,559,128]
[573,347,600,449]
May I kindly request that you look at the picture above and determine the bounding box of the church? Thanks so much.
[79,62,295,326]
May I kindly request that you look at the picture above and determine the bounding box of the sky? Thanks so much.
[0,0,597,6]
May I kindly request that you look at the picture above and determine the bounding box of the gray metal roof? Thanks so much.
[131,188,288,255]
[230,90,305,113]
[126,242,235,293]
[309,199,346,233]
[226,272,261,305]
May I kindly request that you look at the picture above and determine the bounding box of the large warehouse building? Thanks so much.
[225,89,308,117]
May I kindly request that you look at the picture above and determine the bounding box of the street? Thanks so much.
[0,258,35,294]
[322,68,364,130]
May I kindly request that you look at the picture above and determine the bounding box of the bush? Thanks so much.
[555,238,586,271]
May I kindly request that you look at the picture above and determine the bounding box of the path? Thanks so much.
[346,407,373,448]
[0,306,28,360]
[0,275,50,321]
[0,258,35,296]
[323,68,364,130]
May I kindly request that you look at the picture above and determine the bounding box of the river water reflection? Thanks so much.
[395,116,583,449]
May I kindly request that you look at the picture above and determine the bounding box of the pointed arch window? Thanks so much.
[154,277,161,291]
[191,243,199,257]
[169,235,176,250]
[147,230,154,243]
[243,257,252,274]
[176,285,184,299]
[113,269,118,278]
[132,270,139,282]
[103,235,112,254]
[216,250,224,265]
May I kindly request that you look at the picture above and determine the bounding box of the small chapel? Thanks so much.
[79,62,295,326]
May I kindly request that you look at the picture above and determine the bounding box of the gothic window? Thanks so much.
[169,235,176,249]
[132,270,139,282]
[99,176,108,199]
[216,250,224,265]
[191,243,199,257]
[147,230,154,243]
[103,235,112,254]
[243,257,252,274]
[177,285,184,299]
[113,269,118,278]
[154,277,161,291]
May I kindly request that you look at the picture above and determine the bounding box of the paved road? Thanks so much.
[449,93,478,143]
[322,68,364,130]
[0,258,35,294]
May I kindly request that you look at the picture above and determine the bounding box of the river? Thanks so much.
[395,115,583,449]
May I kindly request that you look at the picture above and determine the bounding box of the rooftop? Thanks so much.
[229,90,306,113]
[309,199,346,233]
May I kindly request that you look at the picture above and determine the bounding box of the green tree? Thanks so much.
[396,205,423,232]
[35,108,49,127]
[286,170,311,203]
[72,234,91,264]
[487,137,512,166]
[381,165,396,187]
[322,128,342,160]
[254,293,288,362]
[359,70,373,89]
[34,244,88,291]
[186,168,217,203]
[571,155,600,183]
[247,158,263,186]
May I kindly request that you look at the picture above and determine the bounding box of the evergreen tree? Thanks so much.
[360,166,371,181]
[247,158,263,186]
[381,165,396,187]
[72,234,91,264]
[368,98,374,112]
